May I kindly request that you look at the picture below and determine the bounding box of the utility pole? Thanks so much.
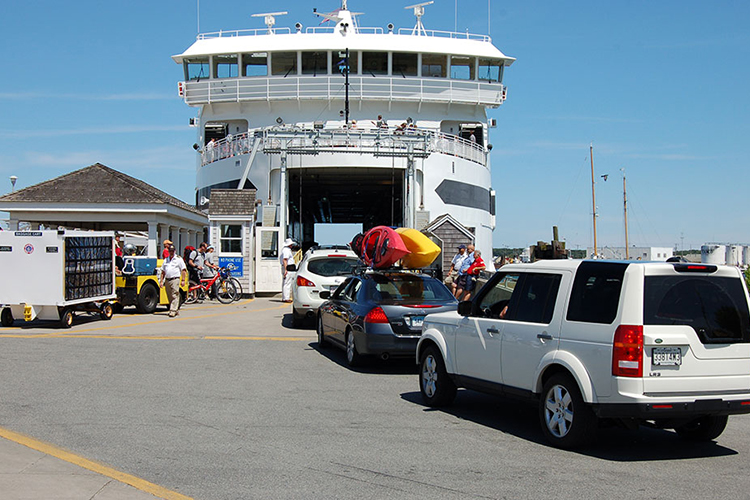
[590,143,598,258]
[622,168,629,259]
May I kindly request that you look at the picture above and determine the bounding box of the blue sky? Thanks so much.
[1,1,748,249]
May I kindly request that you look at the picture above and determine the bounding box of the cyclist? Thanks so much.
[203,245,219,298]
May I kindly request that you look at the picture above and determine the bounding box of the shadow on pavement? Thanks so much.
[309,341,418,375]
[400,389,738,461]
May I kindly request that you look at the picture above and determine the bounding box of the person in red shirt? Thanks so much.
[162,239,173,259]
[461,249,486,301]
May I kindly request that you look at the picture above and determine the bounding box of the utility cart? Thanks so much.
[0,230,116,328]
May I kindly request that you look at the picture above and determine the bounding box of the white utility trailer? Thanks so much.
[0,230,117,328]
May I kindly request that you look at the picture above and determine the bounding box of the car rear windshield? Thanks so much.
[370,274,456,305]
[644,275,750,344]
[306,257,359,277]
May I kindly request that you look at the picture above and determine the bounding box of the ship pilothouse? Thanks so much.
[173,0,514,273]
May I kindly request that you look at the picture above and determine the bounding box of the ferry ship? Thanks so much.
[173,0,514,269]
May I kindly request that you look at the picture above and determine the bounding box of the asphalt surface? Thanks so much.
[1,296,750,499]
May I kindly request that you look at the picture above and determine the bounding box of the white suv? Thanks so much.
[417,260,750,448]
[292,246,360,327]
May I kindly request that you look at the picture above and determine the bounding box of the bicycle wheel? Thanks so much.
[185,281,200,304]
[215,279,237,304]
[230,277,243,301]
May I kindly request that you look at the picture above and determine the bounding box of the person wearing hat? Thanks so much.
[159,244,187,317]
[203,245,219,298]
[162,239,173,259]
[445,244,468,294]
[279,238,297,303]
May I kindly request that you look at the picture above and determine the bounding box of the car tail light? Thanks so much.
[296,275,315,287]
[365,307,389,324]
[327,254,347,257]
[674,264,717,273]
[612,325,643,377]
[402,304,441,308]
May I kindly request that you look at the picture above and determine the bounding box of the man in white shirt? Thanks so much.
[159,244,187,317]
[279,238,296,303]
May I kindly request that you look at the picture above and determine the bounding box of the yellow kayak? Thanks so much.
[396,228,441,268]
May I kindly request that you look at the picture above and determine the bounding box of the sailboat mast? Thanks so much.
[590,143,598,258]
[622,168,629,259]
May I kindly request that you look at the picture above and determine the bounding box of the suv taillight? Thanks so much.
[296,275,315,287]
[365,307,389,324]
[612,325,643,377]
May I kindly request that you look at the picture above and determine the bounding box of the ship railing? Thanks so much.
[197,28,292,39]
[396,28,490,41]
[181,76,505,108]
[195,27,486,40]
[200,129,486,167]
[305,27,384,34]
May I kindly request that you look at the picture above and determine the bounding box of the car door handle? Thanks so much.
[537,333,554,341]
[487,327,499,335]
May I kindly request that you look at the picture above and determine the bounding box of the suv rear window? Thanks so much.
[307,257,359,277]
[567,262,628,324]
[370,274,455,305]
[644,276,750,344]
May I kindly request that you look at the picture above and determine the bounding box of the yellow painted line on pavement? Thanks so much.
[205,336,310,341]
[0,302,290,339]
[0,426,193,500]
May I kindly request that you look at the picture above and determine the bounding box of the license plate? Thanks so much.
[407,316,425,328]
[652,347,682,366]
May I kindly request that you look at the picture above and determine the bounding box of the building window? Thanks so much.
[214,54,238,78]
[450,56,475,80]
[271,52,297,76]
[242,53,268,77]
[220,224,243,253]
[392,53,418,77]
[421,53,446,78]
[185,57,210,81]
[301,51,328,75]
[478,58,503,83]
[362,51,388,75]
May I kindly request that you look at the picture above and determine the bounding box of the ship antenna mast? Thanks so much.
[406,1,433,36]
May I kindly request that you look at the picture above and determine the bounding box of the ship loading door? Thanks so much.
[288,167,404,245]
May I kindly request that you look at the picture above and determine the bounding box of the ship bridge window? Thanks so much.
[392,53,418,77]
[185,57,210,81]
[271,52,297,76]
[479,59,503,83]
[242,53,268,77]
[421,53,446,78]
[335,50,357,75]
[302,51,328,76]
[362,52,388,76]
[214,54,238,78]
[450,56,475,80]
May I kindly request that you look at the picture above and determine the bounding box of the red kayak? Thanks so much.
[359,226,411,269]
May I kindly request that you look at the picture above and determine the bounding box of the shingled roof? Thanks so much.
[0,163,203,216]
[208,189,257,216]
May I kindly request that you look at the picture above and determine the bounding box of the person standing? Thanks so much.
[454,244,475,299]
[279,238,297,303]
[188,242,207,284]
[159,244,187,317]
[445,244,468,294]
[462,249,485,301]
[203,245,219,298]
[161,239,172,259]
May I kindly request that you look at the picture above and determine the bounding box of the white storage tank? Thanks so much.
[743,246,750,267]
[702,244,726,265]
[726,245,742,266]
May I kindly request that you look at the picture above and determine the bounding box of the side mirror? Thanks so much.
[320,290,331,300]
[457,300,473,317]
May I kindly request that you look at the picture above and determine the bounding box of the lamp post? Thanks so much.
[9,176,17,193]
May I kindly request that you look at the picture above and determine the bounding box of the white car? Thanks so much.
[417,259,750,448]
[292,246,360,326]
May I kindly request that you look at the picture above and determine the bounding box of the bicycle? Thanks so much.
[185,268,237,304]
[223,265,244,301]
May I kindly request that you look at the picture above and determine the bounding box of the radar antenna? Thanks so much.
[251,11,288,34]
[405,1,433,36]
